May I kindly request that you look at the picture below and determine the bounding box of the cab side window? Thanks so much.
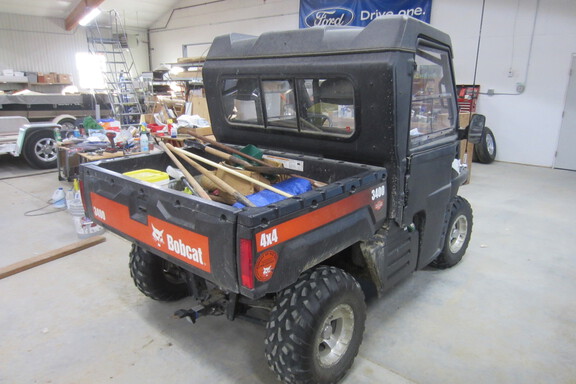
[410,45,457,148]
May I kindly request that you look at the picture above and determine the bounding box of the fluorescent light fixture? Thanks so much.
[79,8,101,26]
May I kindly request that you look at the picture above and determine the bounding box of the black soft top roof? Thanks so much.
[206,15,452,60]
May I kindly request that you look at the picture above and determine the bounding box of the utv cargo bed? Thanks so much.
[80,147,387,299]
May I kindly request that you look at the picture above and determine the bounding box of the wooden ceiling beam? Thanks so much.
[65,0,106,31]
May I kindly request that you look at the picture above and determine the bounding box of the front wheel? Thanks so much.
[433,196,473,269]
[129,245,189,301]
[22,130,57,169]
[265,265,366,384]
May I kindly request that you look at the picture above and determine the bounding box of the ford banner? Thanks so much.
[299,0,432,28]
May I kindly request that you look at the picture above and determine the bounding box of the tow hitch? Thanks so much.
[174,305,213,324]
[174,291,230,323]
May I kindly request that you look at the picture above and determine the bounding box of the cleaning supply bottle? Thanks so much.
[52,187,66,208]
[140,125,149,153]
[54,127,62,142]
[65,188,74,209]
[73,178,82,202]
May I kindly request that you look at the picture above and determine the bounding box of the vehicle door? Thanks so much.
[403,40,460,268]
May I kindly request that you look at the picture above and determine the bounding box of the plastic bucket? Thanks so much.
[69,201,105,239]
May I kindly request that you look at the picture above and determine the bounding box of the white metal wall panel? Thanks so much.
[0,13,88,85]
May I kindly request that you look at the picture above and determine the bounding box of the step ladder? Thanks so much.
[85,10,144,127]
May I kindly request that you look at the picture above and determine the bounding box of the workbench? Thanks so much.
[57,144,142,181]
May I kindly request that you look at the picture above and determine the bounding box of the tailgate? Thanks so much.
[80,153,241,292]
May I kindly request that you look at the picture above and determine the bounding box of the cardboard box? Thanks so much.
[142,114,156,125]
[37,72,45,83]
[191,96,210,122]
[44,73,56,84]
[57,74,72,84]
[459,140,474,185]
[459,112,471,128]
[200,165,271,203]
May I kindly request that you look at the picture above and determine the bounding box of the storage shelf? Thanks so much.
[30,83,73,86]
[0,75,29,83]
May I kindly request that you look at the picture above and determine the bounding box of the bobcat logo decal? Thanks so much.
[151,224,165,247]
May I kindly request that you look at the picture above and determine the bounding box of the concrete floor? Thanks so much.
[1,155,575,384]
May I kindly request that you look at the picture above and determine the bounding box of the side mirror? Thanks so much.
[466,114,486,144]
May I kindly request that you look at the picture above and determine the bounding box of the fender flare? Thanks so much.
[51,114,77,125]
[14,122,60,157]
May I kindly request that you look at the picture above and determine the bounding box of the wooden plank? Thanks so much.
[0,236,106,280]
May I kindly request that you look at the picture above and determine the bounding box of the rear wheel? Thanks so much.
[129,244,189,301]
[265,265,366,384]
[56,118,77,139]
[434,196,473,269]
[22,130,57,169]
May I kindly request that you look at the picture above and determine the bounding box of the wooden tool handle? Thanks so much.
[179,128,270,167]
[171,146,293,198]
[167,144,256,207]
[158,141,211,200]
[180,128,327,188]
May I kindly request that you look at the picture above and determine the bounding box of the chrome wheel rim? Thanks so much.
[316,303,355,368]
[34,138,57,163]
[486,134,495,156]
[449,215,468,253]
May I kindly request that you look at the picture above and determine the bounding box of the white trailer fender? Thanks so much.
[52,114,77,128]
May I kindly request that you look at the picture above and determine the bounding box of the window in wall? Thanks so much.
[409,45,456,148]
[76,52,106,90]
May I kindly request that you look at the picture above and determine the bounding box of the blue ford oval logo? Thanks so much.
[304,7,355,27]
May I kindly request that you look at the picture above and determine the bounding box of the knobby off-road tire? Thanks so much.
[129,244,188,301]
[434,196,473,269]
[265,265,366,384]
[474,127,496,164]
[22,130,58,169]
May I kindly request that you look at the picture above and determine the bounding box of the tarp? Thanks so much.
[0,94,84,105]
[299,0,432,28]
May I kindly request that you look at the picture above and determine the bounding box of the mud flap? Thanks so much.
[359,223,418,294]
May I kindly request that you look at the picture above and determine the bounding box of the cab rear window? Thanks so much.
[221,77,355,138]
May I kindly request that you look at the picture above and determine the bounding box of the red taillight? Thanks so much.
[239,239,254,289]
